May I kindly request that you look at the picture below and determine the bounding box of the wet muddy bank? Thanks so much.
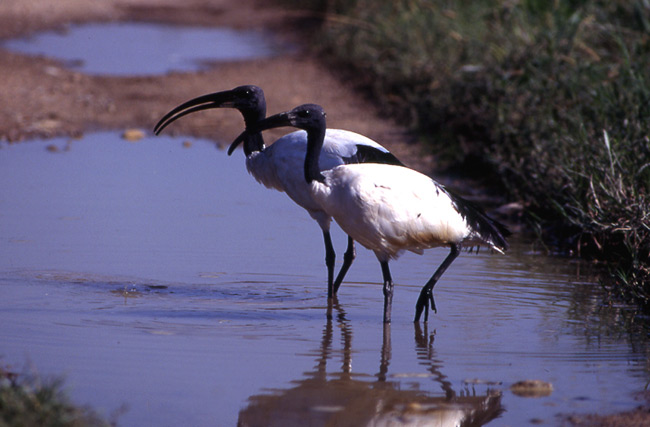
[0,0,431,173]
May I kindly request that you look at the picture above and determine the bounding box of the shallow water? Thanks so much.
[0,133,648,426]
[1,22,287,75]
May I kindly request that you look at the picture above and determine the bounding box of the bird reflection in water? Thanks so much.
[237,299,503,426]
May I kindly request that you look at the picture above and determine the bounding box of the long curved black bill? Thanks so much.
[227,111,294,156]
[153,91,237,135]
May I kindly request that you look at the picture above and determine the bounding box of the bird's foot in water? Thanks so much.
[414,289,437,322]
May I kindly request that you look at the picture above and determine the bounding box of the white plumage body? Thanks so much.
[245,128,394,230]
[310,163,483,262]
[154,87,407,298]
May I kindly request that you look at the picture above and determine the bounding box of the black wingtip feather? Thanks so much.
[444,187,511,252]
[343,145,405,167]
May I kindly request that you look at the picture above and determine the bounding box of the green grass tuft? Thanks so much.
[0,365,110,427]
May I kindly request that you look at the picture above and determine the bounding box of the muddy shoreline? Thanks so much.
[0,1,647,425]
[0,0,432,172]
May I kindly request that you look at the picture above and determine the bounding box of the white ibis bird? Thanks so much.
[154,85,404,298]
[233,104,510,323]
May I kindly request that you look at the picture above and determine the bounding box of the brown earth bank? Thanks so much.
[0,1,647,425]
[0,0,431,173]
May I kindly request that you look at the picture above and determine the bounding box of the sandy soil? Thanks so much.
[0,1,647,425]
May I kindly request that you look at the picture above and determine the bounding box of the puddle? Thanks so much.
[1,22,288,75]
[1,133,649,425]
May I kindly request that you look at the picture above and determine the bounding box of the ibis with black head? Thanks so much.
[154,86,404,298]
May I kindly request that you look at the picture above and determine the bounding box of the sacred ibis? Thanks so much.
[154,85,404,298]
[233,104,510,323]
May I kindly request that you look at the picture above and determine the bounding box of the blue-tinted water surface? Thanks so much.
[2,22,288,75]
[0,133,648,426]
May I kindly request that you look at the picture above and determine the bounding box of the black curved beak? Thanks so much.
[153,90,239,135]
[228,111,294,156]
[227,111,294,156]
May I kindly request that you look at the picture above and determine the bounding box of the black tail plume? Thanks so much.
[444,187,510,252]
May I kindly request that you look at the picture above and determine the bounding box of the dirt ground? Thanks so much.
[0,1,647,425]
[0,0,432,172]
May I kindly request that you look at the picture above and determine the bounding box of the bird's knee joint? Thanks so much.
[383,282,394,297]
[325,253,335,267]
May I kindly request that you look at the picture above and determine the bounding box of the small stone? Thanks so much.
[510,380,553,398]
[122,128,145,141]
[31,119,62,133]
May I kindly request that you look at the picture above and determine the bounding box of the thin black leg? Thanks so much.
[381,261,394,324]
[323,231,336,299]
[332,236,356,295]
[414,244,461,322]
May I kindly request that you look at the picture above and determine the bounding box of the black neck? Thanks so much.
[242,113,266,156]
[304,126,326,183]
[243,130,265,156]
